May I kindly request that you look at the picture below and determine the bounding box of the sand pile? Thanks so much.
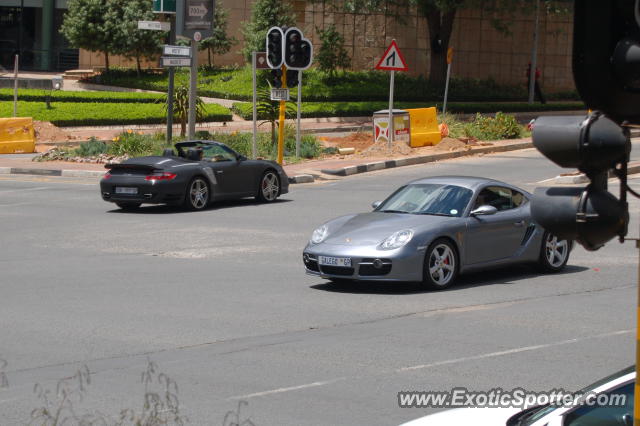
[362,140,413,157]
[434,137,472,151]
[33,121,76,143]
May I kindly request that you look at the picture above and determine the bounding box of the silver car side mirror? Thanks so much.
[372,201,382,210]
[470,205,498,216]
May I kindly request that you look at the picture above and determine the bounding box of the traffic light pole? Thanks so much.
[188,39,198,140]
[277,65,287,165]
[296,70,302,158]
[166,15,176,145]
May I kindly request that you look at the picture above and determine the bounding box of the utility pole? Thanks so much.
[188,38,198,140]
[166,14,176,144]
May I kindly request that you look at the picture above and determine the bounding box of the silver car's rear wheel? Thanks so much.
[185,177,209,210]
[539,232,570,272]
[423,239,458,290]
[256,171,280,202]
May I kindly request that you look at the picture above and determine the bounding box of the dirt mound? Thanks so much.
[361,140,413,157]
[33,121,76,143]
[434,137,472,152]
[320,132,373,152]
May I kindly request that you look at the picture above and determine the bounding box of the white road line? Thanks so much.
[228,377,347,400]
[0,186,49,195]
[396,329,633,372]
[227,329,632,400]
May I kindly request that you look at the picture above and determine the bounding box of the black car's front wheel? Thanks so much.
[184,177,210,210]
[422,238,459,290]
[256,170,280,202]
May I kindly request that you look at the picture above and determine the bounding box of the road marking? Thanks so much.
[226,329,632,400]
[396,329,633,372]
[0,186,49,194]
[228,377,347,400]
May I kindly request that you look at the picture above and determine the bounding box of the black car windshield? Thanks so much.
[377,184,473,217]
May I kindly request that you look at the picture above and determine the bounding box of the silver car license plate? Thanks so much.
[115,187,138,195]
[318,256,351,267]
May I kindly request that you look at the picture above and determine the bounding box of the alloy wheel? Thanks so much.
[428,243,456,287]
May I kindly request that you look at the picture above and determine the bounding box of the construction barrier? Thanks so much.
[0,117,36,154]
[406,107,442,147]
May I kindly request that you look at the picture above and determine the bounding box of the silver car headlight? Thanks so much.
[311,225,329,244]
[379,229,413,250]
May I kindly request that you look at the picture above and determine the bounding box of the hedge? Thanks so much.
[231,101,586,121]
[1,102,232,127]
[84,67,581,103]
[0,88,163,103]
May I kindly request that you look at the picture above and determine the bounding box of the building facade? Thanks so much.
[0,0,78,72]
[1,0,574,92]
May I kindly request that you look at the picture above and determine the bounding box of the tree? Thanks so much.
[60,0,115,70]
[316,24,351,77]
[317,0,568,86]
[199,7,236,67]
[112,0,164,75]
[163,85,206,137]
[241,0,296,61]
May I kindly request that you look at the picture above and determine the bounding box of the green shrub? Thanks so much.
[108,131,156,156]
[0,101,232,126]
[73,137,108,156]
[462,112,524,140]
[0,88,163,103]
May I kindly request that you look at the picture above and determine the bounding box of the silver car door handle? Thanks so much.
[514,220,525,227]
[216,170,224,174]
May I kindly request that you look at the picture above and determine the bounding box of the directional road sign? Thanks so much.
[176,0,214,39]
[375,40,408,72]
[163,45,192,57]
[153,0,176,13]
[138,21,171,31]
[161,57,192,67]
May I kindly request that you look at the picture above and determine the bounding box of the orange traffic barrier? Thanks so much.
[0,117,36,154]
[406,107,442,147]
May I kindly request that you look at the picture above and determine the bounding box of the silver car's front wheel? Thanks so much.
[423,239,458,290]
[185,177,210,210]
[539,232,570,272]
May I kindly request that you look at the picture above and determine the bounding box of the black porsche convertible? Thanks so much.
[100,140,289,210]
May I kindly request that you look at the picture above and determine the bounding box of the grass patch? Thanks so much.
[85,67,581,103]
[231,100,586,120]
[0,88,164,103]
[1,101,232,126]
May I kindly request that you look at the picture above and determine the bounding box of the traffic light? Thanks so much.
[284,27,313,70]
[531,113,630,251]
[286,69,299,87]
[573,0,640,123]
[271,69,283,88]
[266,27,284,69]
[530,0,639,251]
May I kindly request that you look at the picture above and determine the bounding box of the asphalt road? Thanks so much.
[0,146,639,425]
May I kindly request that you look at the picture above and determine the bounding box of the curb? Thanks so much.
[0,167,105,178]
[288,174,314,184]
[541,164,640,185]
[320,141,534,176]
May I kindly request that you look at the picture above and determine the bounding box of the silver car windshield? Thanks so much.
[377,184,473,217]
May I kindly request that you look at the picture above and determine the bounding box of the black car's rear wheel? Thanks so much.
[256,170,280,202]
[184,177,210,210]
[422,238,459,290]
[116,202,141,211]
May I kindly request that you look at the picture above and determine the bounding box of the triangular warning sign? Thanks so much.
[375,40,408,71]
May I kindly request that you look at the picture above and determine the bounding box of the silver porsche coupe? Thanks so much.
[303,176,571,289]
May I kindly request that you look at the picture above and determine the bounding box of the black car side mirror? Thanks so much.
[237,154,247,161]
[470,205,498,216]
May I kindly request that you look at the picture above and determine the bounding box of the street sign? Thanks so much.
[256,52,269,69]
[176,0,215,39]
[161,57,192,67]
[153,0,176,13]
[271,88,290,101]
[375,40,408,72]
[163,45,191,57]
[138,21,171,31]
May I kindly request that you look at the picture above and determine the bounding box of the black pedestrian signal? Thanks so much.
[286,70,299,87]
[284,27,313,70]
[266,27,284,69]
[271,69,283,88]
